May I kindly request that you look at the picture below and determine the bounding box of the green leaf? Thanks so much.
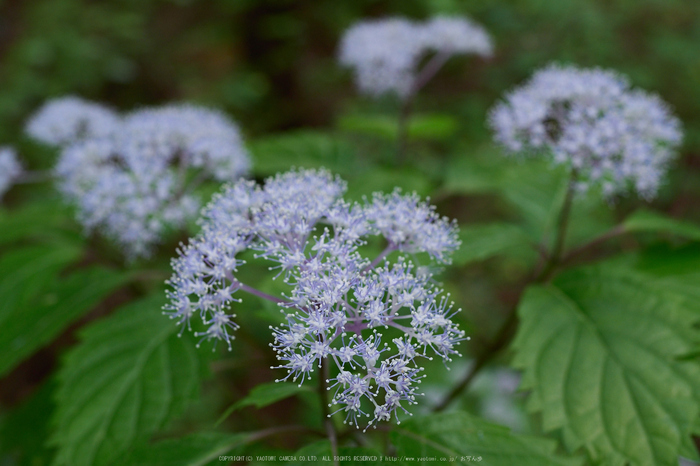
[0,199,76,246]
[215,382,311,427]
[249,131,358,177]
[338,113,458,141]
[623,210,700,241]
[0,265,131,377]
[443,148,615,249]
[407,114,458,141]
[512,263,700,466]
[337,114,398,140]
[390,411,582,466]
[124,432,249,466]
[51,293,209,466]
[0,244,83,376]
[344,167,432,202]
[0,379,55,466]
[453,223,535,266]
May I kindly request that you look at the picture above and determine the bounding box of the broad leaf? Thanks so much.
[124,432,249,466]
[0,379,55,466]
[215,382,311,426]
[443,148,615,248]
[249,131,357,177]
[0,265,131,376]
[338,113,458,141]
[512,263,700,466]
[51,293,209,466]
[0,244,83,376]
[623,210,700,241]
[453,223,535,266]
[0,199,76,246]
[390,411,582,465]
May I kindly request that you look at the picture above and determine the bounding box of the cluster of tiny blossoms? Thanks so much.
[164,169,464,428]
[26,98,250,259]
[489,64,682,199]
[339,16,492,98]
[0,146,22,200]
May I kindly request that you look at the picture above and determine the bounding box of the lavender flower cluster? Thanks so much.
[489,64,682,199]
[339,16,492,99]
[164,168,464,428]
[0,146,22,200]
[26,97,250,259]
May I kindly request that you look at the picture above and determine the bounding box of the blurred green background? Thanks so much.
[3,0,700,214]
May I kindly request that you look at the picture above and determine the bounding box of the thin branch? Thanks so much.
[237,282,293,306]
[362,244,396,274]
[396,49,454,164]
[434,171,580,410]
[534,169,578,282]
[559,224,626,266]
[320,359,339,466]
[432,307,518,412]
[14,170,54,184]
[412,49,454,95]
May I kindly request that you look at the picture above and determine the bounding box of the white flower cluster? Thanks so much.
[0,146,22,200]
[25,96,120,146]
[339,16,492,98]
[165,168,463,428]
[27,98,250,259]
[489,64,683,199]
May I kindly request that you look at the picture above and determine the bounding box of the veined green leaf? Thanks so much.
[512,262,700,466]
[623,210,700,241]
[51,293,209,466]
[0,244,83,376]
[0,265,131,376]
[390,411,582,466]
[0,199,76,246]
[215,382,311,427]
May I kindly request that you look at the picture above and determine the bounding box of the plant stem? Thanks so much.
[559,224,625,266]
[395,97,414,166]
[320,359,339,466]
[432,307,518,412]
[433,170,580,411]
[362,244,396,273]
[14,170,53,184]
[237,282,293,306]
[395,49,453,164]
[534,169,578,282]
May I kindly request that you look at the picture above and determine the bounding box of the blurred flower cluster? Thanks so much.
[165,168,464,428]
[489,64,682,199]
[0,147,22,199]
[339,16,492,99]
[26,97,250,259]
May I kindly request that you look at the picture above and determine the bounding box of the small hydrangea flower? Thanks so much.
[164,168,464,429]
[339,16,492,99]
[0,146,22,200]
[488,64,682,199]
[25,96,120,147]
[55,104,250,259]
